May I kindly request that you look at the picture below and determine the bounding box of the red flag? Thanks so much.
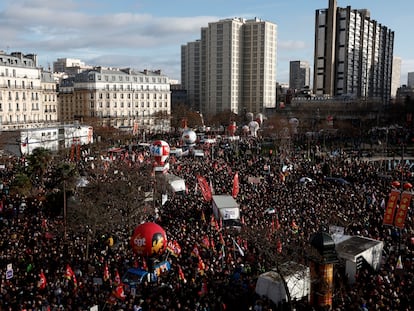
[394,191,412,228]
[38,271,47,290]
[142,257,148,270]
[191,245,200,257]
[201,235,210,249]
[103,263,110,282]
[232,172,239,198]
[64,264,77,288]
[113,269,121,286]
[197,175,212,202]
[166,240,182,257]
[198,255,206,275]
[277,239,282,254]
[198,278,208,296]
[383,189,400,226]
[275,218,281,230]
[178,265,187,283]
[113,283,126,300]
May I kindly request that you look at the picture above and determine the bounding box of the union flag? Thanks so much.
[197,175,212,202]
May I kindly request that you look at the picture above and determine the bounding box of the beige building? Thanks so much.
[182,17,277,116]
[0,51,58,131]
[58,67,171,132]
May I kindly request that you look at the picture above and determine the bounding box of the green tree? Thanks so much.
[9,172,32,197]
[26,147,52,181]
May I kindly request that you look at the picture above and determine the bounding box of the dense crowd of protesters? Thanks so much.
[0,133,413,311]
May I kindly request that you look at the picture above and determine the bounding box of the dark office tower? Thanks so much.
[314,0,394,104]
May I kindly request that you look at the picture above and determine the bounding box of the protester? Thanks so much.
[0,133,412,311]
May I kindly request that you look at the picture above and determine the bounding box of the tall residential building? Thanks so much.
[289,60,310,91]
[391,57,401,98]
[0,51,58,131]
[58,67,171,132]
[408,72,414,88]
[314,0,394,103]
[181,40,201,111]
[182,17,277,116]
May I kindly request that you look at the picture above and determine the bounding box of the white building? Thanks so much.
[0,51,58,131]
[391,57,401,98]
[59,67,171,133]
[182,17,277,116]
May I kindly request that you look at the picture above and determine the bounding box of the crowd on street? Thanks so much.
[0,133,413,311]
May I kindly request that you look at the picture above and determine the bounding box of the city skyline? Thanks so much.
[0,0,412,85]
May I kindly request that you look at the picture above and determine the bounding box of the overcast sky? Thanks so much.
[0,0,412,85]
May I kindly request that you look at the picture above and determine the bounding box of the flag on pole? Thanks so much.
[232,238,245,256]
[64,264,78,288]
[113,269,121,286]
[103,263,110,282]
[178,265,187,283]
[232,172,239,198]
[197,175,212,202]
[277,239,282,254]
[38,271,47,290]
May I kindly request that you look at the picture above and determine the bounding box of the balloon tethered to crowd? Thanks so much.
[130,222,167,257]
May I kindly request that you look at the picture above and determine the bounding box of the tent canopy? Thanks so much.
[255,261,310,305]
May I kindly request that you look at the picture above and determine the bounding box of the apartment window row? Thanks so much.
[96,101,169,109]
[97,75,167,84]
[2,80,35,89]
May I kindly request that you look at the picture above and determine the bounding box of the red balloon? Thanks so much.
[130,222,167,257]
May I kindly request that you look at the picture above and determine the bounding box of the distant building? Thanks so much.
[289,61,310,91]
[58,67,171,133]
[53,58,91,74]
[182,17,277,116]
[408,72,414,88]
[313,0,394,104]
[391,57,401,99]
[0,51,58,131]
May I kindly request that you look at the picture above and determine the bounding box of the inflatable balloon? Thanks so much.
[150,140,170,166]
[248,120,260,137]
[130,222,167,257]
[181,129,197,146]
[246,112,254,122]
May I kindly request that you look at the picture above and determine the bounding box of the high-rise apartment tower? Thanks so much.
[313,0,394,103]
[182,17,277,116]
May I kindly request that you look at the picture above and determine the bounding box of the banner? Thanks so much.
[394,191,412,228]
[166,240,182,257]
[197,175,212,202]
[232,172,239,198]
[383,189,400,226]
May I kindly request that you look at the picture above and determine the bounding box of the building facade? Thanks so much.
[0,51,58,131]
[313,0,394,104]
[182,17,277,116]
[407,72,414,88]
[289,61,311,91]
[391,57,401,99]
[58,67,171,133]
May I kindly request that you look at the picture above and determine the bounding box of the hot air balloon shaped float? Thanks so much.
[130,222,168,271]
[150,140,170,173]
